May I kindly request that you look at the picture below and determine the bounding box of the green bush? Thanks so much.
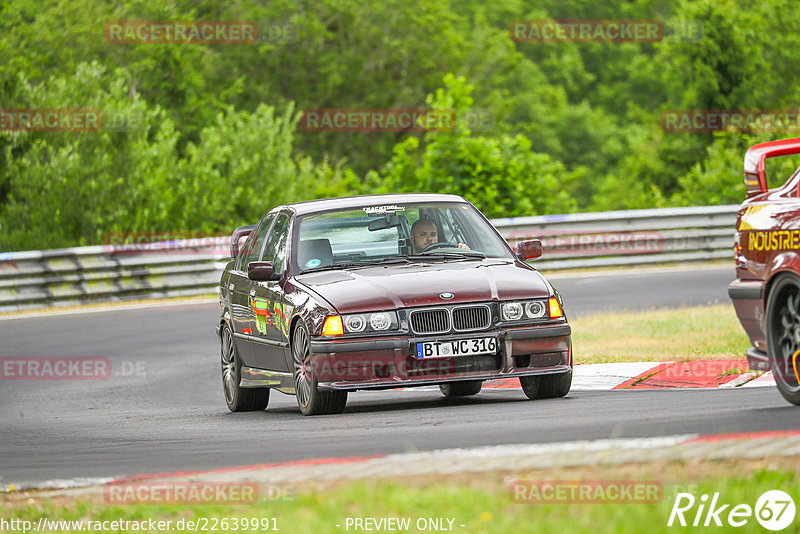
[366,75,577,218]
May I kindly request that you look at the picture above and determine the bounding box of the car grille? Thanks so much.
[410,309,450,334]
[409,305,492,334]
[452,305,491,331]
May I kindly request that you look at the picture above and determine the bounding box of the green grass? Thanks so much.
[2,466,798,533]
[572,304,751,364]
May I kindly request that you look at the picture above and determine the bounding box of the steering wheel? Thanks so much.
[420,242,457,253]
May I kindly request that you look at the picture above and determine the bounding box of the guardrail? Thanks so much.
[0,205,739,312]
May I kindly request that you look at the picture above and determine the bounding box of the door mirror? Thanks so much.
[517,239,543,260]
[230,224,255,258]
[248,261,277,281]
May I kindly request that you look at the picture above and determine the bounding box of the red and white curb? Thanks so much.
[481,360,774,391]
[9,431,800,497]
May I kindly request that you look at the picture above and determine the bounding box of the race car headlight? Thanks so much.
[369,312,392,331]
[525,300,547,318]
[501,299,552,321]
[342,311,399,333]
[501,302,524,321]
[344,314,366,332]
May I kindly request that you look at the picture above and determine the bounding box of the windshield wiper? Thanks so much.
[407,251,487,261]
[298,258,409,274]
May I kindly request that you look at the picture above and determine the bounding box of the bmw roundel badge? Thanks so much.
[439,292,454,300]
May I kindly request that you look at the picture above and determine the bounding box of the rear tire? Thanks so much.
[220,323,269,412]
[292,321,348,415]
[766,274,800,406]
[439,380,482,397]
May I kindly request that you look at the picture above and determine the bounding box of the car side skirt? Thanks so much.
[240,366,295,394]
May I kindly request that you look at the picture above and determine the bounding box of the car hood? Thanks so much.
[294,260,552,314]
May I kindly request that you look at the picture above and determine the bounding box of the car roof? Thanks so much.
[275,193,469,216]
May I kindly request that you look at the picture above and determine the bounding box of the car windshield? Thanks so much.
[294,202,514,271]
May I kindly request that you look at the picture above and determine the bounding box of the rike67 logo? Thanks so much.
[668,490,796,531]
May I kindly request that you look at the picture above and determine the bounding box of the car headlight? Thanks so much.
[344,315,366,332]
[525,300,546,318]
[501,299,554,321]
[341,311,399,333]
[501,302,523,321]
[369,312,392,331]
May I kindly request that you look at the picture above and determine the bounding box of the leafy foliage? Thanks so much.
[2,0,800,250]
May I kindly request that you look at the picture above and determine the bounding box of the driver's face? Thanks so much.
[411,221,437,253]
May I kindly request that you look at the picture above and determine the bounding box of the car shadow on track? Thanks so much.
[260,392,574,416]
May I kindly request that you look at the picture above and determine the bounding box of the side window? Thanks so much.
[239,214,275,270]
[262,214,290,272]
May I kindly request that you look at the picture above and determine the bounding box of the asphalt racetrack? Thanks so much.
[2,265,797,487]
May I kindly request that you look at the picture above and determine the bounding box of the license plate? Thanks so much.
[416,337,497,359]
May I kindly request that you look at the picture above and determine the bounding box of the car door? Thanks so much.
[230,213,276,368]
[249,212,292,372]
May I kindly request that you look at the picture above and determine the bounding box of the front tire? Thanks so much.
[292,322,348,415]
[221,323,269,412]
[519,370,572,400]
[440,380,482,397]
[766,274,800,405]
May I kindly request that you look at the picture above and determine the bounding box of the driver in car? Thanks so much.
[410,218,469,254]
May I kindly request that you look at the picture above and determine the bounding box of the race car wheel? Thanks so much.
[292,322,347,416]
[519,375,540,399]
[766,273,800,405]
[519,370,572,400]
[537,369,573,398]
[439,380,482,397]
[221,323,269,412]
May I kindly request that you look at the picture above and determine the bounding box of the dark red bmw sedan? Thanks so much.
[217,194,572,415]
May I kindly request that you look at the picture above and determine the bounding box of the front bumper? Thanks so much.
[308,323,571,391]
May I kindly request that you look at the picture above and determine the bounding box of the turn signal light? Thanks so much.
[548,298,563,319]
[322,315,344,336]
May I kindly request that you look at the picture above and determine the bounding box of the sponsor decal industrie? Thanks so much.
[661,110,800,133]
